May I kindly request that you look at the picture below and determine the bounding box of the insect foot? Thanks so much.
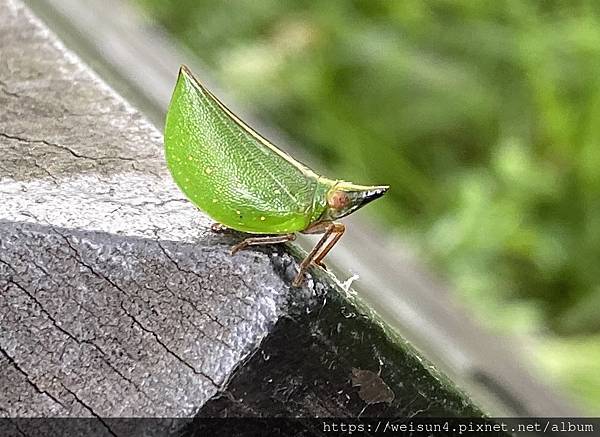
[210,222,229,233]
[230,241,247,255]
[292,270,307,288]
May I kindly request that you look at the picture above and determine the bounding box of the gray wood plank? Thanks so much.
[0,0,290,417]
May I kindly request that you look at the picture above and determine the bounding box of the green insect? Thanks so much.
[164,66,389,286]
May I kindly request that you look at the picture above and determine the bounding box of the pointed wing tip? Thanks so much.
[178,65,211,94]
[178,64,200,84]
[178,64,196,83]
[179,64,192,76]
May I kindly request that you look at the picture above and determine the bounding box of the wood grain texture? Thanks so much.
[0,0,290,418]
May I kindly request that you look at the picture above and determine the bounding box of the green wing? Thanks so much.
[164,66,328,234]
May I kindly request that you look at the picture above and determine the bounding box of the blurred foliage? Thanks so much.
[135,0,600,411]
[537,335,600,410]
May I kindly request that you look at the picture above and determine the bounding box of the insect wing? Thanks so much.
[165,67,318,232]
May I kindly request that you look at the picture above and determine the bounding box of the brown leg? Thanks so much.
[292,222,345,287]
[312,223,345,266]
[231,233,296,255]
[300,220,333,270]
[314,259,328,270]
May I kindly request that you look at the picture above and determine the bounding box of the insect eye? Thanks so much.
[328,191,349,209]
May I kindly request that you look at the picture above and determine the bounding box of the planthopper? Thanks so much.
[164,65,389,286]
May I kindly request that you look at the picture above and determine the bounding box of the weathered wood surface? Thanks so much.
[0,0,292,417]
[0,0,499,430]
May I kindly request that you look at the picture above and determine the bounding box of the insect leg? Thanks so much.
[312,223,345,267]
[293,230,333,286]
[293,223,345,286]
[231,234,296,255]
[210,222,230,233]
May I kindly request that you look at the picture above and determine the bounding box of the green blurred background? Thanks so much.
[134,0,600,412]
